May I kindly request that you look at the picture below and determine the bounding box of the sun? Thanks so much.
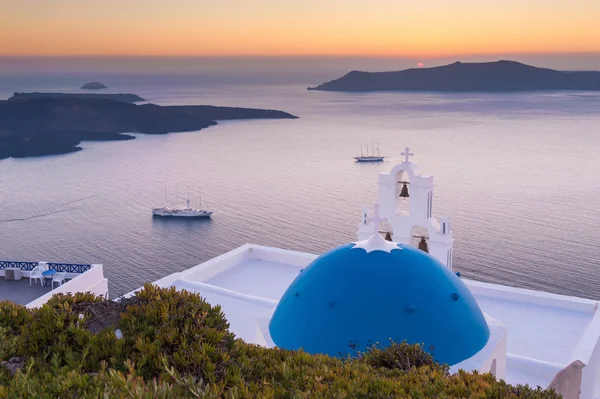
[417,62,425,67]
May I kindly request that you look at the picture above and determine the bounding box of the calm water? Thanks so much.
[1,74,600,298]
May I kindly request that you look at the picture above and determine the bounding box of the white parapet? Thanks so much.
[26,264,108,308]
[450,313,508,380]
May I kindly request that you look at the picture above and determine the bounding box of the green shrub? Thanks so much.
[0,284,560,398]
[0,301,31,332]
[0,301,32,361]
[358,339,444,373]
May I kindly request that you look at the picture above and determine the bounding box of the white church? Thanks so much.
[133,148,600,399]
[120,147,599,399]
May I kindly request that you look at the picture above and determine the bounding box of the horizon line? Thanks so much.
[1,51,600,59]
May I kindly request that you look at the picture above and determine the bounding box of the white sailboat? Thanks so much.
[152,185,213,218]
[354,141,385,162]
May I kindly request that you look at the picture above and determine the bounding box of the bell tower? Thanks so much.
[358,147,454,269]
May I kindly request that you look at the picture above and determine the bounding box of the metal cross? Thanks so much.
[401,147,414,163]
[369,203,388,234]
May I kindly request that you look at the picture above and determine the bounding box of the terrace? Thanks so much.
[0,278,53,305]
[0,260,109,308]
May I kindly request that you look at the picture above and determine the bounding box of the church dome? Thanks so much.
[269,234,490,366]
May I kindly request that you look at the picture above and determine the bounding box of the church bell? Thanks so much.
[418,237,429,253]
[399,181,410,198]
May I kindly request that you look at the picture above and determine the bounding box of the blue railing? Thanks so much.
[0,261,91,273]
[0,261,39,271]
[47,263,92,273]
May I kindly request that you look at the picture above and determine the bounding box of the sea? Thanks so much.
[1,59,600,298]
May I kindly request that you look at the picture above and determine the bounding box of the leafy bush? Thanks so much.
[0,284,560,398]
[359,340,443,373]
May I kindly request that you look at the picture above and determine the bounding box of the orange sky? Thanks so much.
[1,0,599,56]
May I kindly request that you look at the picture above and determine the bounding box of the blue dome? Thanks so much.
[269,239,490,366]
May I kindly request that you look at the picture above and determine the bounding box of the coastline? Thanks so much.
[0,96,297,160]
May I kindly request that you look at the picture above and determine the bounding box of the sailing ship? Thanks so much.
[354,141,385,162]
[152,185,213,218]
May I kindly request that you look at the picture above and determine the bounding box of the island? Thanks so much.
[307,60,600,92]
[9,92,145,103]
[81,82,108,90]
[0,96,297,160]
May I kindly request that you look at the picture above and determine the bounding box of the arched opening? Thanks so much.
[379,220,394,242]
[410,225,430,253]
[490,359,497,378]
[394,170,411,217]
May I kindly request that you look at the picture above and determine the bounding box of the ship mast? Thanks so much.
[164,184,168,207]
[186,185,191,210]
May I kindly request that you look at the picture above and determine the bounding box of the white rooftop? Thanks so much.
[148,245,309,345]
[144,243,600,397]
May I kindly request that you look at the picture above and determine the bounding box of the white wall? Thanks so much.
[481,322,508,379]
[465,279,598,313]
[573,310,600,399]
[26,264,108,308]
[579,342,600,399]
[450,314,507,380]
[249,245,317,267]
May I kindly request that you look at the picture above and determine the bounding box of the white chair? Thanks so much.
[52,272,66,288]
[29,266,44,286]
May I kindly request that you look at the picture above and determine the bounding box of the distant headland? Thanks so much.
[9,92,145,103]
[0,94,297,160]
[308,60,600,92]
[81,82,108,90]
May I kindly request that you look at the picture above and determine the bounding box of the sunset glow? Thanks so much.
[1,0,599,57]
